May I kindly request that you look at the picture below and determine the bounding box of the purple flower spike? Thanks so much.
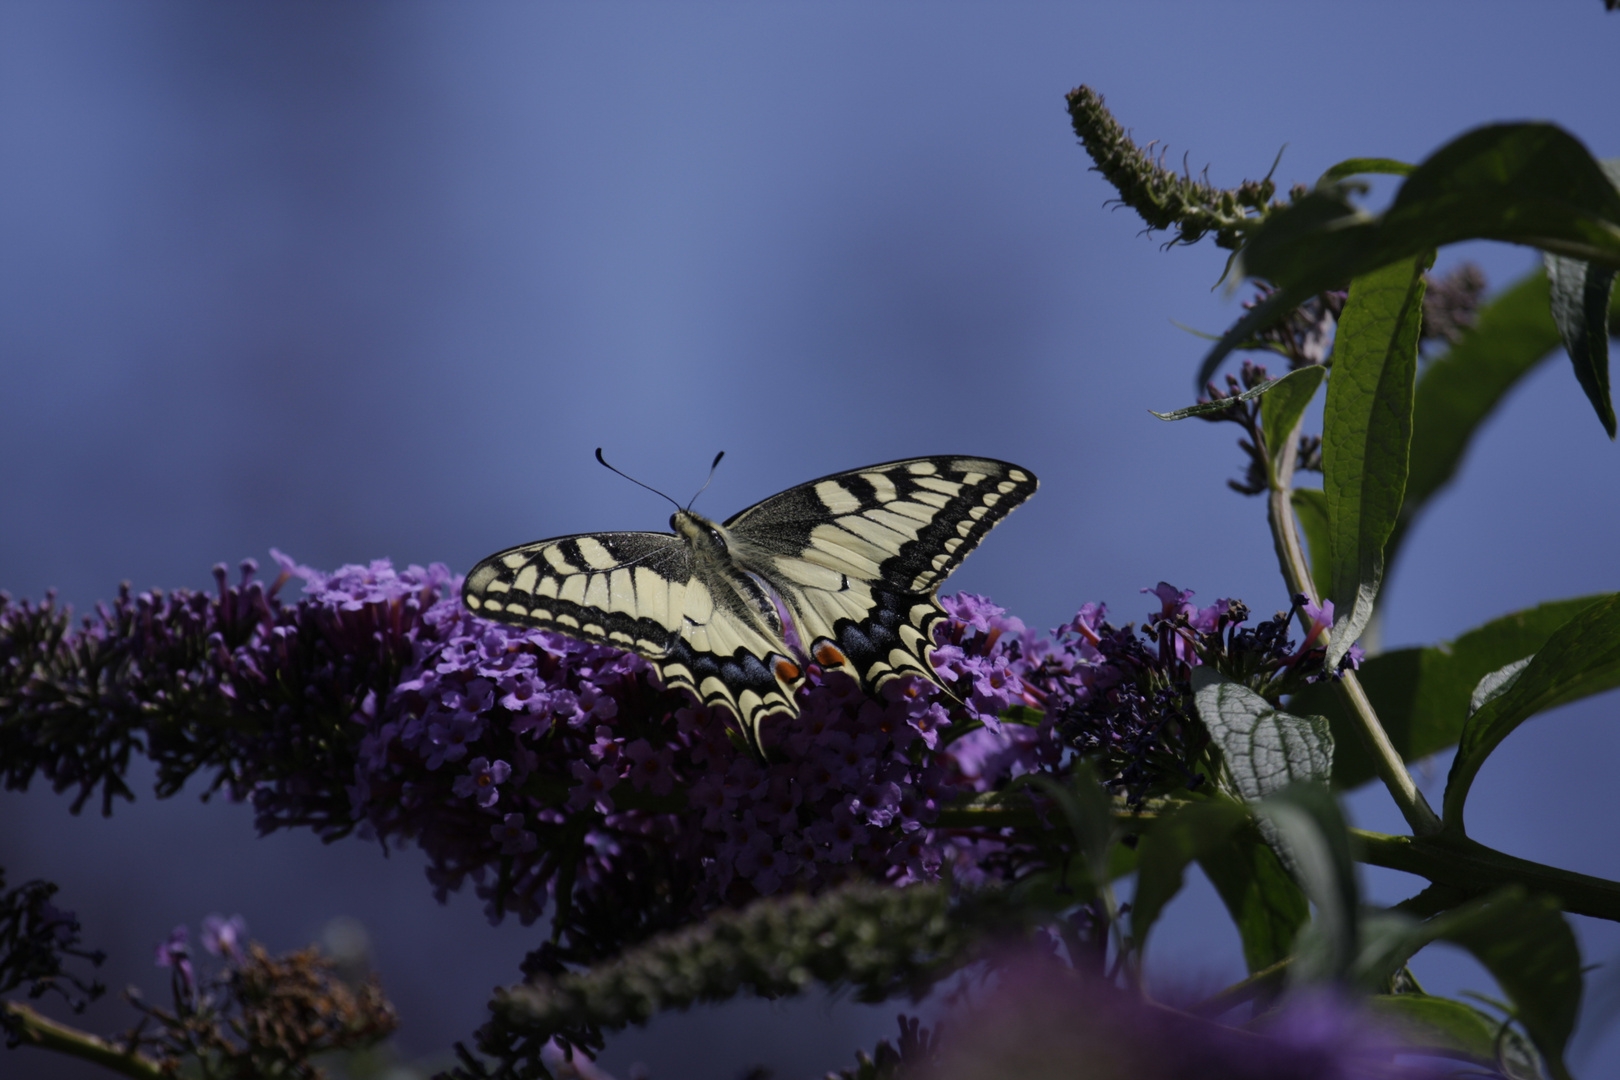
[200,914,247,961]
[155,925,195,995]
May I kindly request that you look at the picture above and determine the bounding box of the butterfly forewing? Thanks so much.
[463,456,1038,752]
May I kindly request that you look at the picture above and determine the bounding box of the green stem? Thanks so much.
[1265,412,1442,838]
[2,1002,165,1080]
[1354,829,1620,923]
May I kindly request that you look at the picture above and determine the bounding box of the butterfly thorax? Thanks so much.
[669,509,731,558]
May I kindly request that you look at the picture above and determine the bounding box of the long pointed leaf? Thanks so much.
[1546,162,1619,440]
[1386,269,1563,575]
[1444,593,1620,832]
[1322,256,1429,667]
[1289,595,1607,789]
[1242,123,1620,300]
[1198,830,1309,974]
[1130,800,1247,958]
[1190,670,1333,801]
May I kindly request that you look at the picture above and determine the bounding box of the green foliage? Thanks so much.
[1444,593,1620,834]
[1320,255,1429,667]
[1290,595,1607,789]
[1190,670,1334,800]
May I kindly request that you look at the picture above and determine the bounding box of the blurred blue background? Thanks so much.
[2,3,1618,1077]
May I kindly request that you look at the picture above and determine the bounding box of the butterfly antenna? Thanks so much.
[687,450,726,510]
[595,448,682,511]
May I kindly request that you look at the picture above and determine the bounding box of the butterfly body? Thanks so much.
[463,456,1038,750]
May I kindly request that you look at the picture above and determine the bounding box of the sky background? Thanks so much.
[2,3,1618,1078]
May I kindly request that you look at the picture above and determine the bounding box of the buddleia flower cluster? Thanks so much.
[1,555,1348,966]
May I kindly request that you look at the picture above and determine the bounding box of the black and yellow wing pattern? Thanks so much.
[462,456,1038,750]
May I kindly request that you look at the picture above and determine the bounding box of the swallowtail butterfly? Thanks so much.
[463,456,1038,751]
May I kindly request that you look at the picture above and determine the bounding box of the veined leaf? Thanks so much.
[1191,670,1333,800]
[1444,594,1620,833]
[1259,365,1326,472]
[1386,269,1563,575]
[1322,256,1429,668]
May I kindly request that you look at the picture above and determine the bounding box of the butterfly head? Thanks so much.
[671,508,730,556]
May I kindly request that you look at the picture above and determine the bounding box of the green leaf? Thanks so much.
[1289,487,1333,599]
[1241,123,1620,300]
[1190,670,1334,800]
[1255,784,1359,983]
[1321,256,1429,667]
[1130,800,1247,958]
[1386,269,1564,575]
[1368,994,1539,1074]
[1438,892,1583,1080]
[1289,596,1611,789]
[1444,593,1620,832]
[1316,157,1415,185]
[1259,365,1326,471]
[1198,829,1310,974]
[1545,162,1619,441]
[1150,370,1294,421]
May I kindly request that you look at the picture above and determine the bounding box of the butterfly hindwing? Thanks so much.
[464,456,1037,752]
[462,530,807,734]
[725,456,1039,697]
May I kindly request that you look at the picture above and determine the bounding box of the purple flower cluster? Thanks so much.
[5,554,1341,945]
[341,578,1063,925]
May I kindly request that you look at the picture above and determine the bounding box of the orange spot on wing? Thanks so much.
[774,658,802,682]
[814,643,847,667]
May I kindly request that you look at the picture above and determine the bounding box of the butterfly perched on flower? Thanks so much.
[463,455,1037,751]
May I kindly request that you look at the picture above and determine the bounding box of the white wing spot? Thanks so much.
[944,537,963,553]
[555,613,579,628]
[536,576,559,599]
[634,567,671,625]
[866,508,923,538]
[513,564,539,594]
[575,537,619,570]
[608,569,636,613]
[502,553,529,570]
[956,520,975,538]
[983,492,1001,507]
[860,472,898,501]
[1009,469,1029,482]
[815,480,862,514]
[886,500,933,523]
[912,490,950,508]
[906,461,938,475]
[583,574,610,610]
[997,481,1018,494]
[968,505,988,521]
[558,575,587,604]
[960,471,986,486]
[544,547,578,573]
[915,478,964,496]
[482,579,510,594]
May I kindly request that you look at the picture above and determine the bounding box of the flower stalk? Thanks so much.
[1266,410,1442,837]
